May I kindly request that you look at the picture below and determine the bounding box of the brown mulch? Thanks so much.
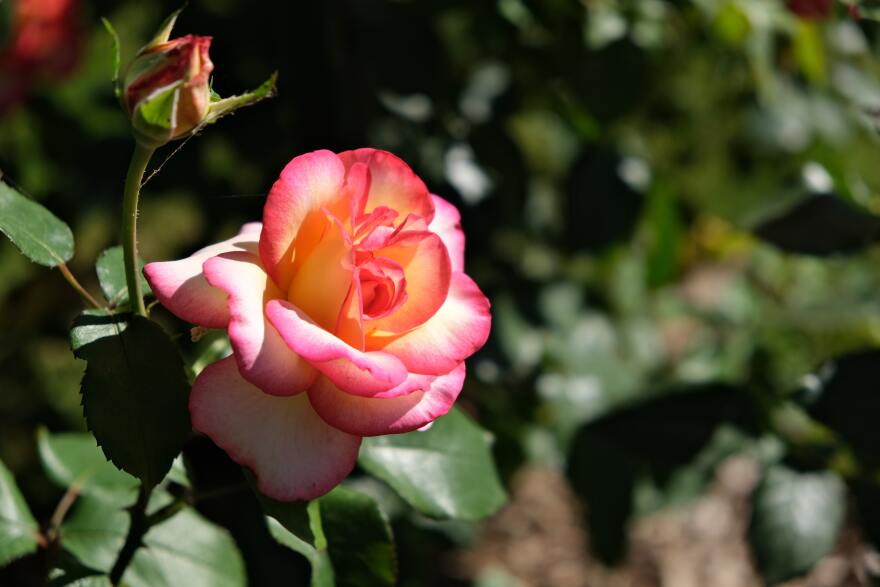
[457,459,879,587]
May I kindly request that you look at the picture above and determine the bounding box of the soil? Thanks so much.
[457,459,879,587]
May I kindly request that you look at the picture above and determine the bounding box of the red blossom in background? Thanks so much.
[0,0,82,113]
[787,0,835,19]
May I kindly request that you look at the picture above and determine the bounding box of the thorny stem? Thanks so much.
[121,142,155,317]
[57,264,103,309]
[109,484,149,585]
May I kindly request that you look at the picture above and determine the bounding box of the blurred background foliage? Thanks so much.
[5,0,880,585]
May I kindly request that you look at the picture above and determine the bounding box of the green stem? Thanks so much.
[121,143,155,317]
[109,485,150,585]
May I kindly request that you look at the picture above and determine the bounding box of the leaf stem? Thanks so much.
[45,482,81,543]
[121,143,155,317]
[57,263,103,309]
[109,484,150,585]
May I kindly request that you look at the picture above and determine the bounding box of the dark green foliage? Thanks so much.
[70,311,190,490]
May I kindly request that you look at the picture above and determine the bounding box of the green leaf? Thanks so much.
[267,516,334,587]
[0,179,74,267]
[61,497,246,587]
[258,494,313,545]
[61,496,127,573]
[70,310,191,490]
[127,507,246,587]
[319,487,396,587]
[359,407,507,520]
[748,465,845,584]
[95,246,152,309]
[0,458,41,567]
[264,487,396,587]
[37,428,139,507]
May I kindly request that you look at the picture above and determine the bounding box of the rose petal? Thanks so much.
[143,223,260,328]
[429,195,465,272]
[259,150,347,289]
[307,363,466,436]
[266,299,410,397]
[367,231,451,334]
[367,272,491,375]
[203,251,316,396]
[339,149,434,222]
[286,211,353,331]
[190,356,361,501]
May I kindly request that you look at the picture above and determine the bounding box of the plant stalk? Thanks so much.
[121,143,155,317]
[109,485,150,585]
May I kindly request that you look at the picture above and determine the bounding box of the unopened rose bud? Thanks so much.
[123,32,213,147]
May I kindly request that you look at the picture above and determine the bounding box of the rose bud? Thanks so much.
[109,8,277,147]
[122,32,214,147]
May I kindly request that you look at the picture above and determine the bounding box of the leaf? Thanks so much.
[358,407,507,520]
[0,179,74,267]
[0,458,41,567]
[61,497,246,587]
[37,428,139,507]
[319,486,396,587]
[264,487,396,587]
[60,496,127,573]
[70,310,191,490]
[748,465,845,584]
[753,195,880,256]
[127,507,246,587]
[95,246,152,308]
[798,349,880,468]
[267,516,334,587]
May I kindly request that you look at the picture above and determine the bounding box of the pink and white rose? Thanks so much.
[144,148,491,500]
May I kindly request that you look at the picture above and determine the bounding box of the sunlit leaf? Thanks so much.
[0,458,41,567]
[748,465,845,584]
[95,246,152,309]
[37,428,139,507]
[0,179,74,267]
[359,408,507,520]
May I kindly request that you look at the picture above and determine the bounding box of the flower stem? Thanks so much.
[109,485,150,585]
[121,143,155,317]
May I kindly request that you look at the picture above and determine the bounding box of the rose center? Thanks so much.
[357,257,407,320]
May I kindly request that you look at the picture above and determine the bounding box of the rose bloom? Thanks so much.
[123,34,214,144]
[144,149,491,500]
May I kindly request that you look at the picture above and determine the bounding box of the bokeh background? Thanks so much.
[4,0,880,585]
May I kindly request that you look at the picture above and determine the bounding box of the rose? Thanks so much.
[144,149,491,500]
[123,33,213,146]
